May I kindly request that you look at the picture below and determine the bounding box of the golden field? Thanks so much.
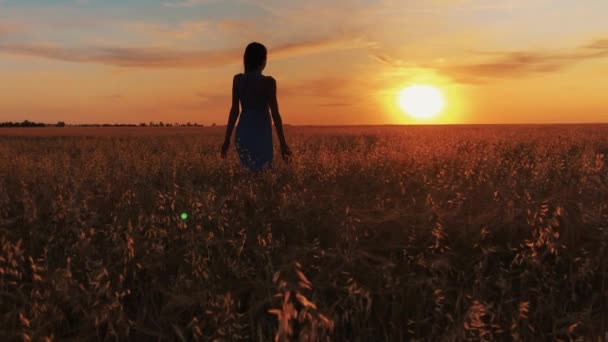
[1,125,607,341]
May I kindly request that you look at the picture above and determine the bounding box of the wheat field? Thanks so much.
[1,125,607,341]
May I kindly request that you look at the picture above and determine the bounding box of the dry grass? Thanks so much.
[0,125,607,341]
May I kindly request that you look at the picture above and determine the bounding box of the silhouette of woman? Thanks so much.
[221,42,291,171]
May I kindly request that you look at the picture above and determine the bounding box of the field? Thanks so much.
[1,125,607,341]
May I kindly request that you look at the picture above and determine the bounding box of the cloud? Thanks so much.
[126,20,209,41]
[121,17,268,44]
[371,54,400,67]
[195,76,358,109]
[372,38,608,84]
[272,36,366,59]
[215,18,260,36]
[584,39,608,50]
[441,42,608,83]
[319,102,351,107]
[0,35,364,68]
[162,0,216,8]
[370,53,417,69]
[445,52,568,79]
[280,77,346,97]
[0,23,21,36]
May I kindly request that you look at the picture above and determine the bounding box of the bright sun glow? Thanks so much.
[398,85,445,119]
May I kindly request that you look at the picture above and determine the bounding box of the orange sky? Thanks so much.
[0,0,607,125]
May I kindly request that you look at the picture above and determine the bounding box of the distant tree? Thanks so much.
[212,123,217,127]
[56,121,66,127]
[139,122,147,127]
[149,121,155,127]
[0,120,45,127]
[159,121,164,127]
[186,122,192,127]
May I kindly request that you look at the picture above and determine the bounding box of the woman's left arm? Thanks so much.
[268,77,291,160]
[221,75,241,158]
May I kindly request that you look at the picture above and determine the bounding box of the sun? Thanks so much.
[398,85,445,119]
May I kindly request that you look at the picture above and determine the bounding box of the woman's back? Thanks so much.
[237,71,270,114]
[234,70,273,170]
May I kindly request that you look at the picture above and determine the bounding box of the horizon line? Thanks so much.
[3,122,608,127]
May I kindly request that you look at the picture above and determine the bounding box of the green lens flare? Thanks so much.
[180,213,188,220]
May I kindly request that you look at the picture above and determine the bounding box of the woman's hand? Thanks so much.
[221,141,230,159]
[281,144,292,162]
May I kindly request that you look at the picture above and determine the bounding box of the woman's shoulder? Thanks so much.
[263,75,277,85]
[232,73,244,87]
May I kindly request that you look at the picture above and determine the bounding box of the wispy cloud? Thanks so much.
[0,23,21,36]
[280,77,347,98]
[373,38,608,85]
[370,53,415,68]
[0,35,365,68]
[126,20,209,41]
[585,39,608,50]
[318,102,351,107]
[441,40,608,83]
[162,0,216,8]
[126,18,266,43]
[195,75,359,109]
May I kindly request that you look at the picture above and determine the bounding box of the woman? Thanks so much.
[221,42,291,171]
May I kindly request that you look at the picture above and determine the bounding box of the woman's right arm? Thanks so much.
[268,77,291,160]
[221,74,241,158]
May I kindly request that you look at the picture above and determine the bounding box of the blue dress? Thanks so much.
[235,71,273,171]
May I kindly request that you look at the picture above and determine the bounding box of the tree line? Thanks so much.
[0,120,59,127]
[0,121,214,128]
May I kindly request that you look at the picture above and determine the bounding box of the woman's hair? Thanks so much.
[244,42,267,73]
